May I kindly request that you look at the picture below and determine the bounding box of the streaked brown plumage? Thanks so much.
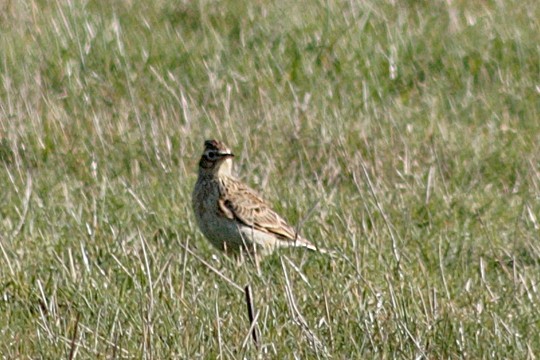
[192,140,322,260]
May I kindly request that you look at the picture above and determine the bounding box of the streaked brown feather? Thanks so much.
[220,179,303,243]
[194,139,327,258]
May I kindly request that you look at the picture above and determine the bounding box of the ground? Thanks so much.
[1,0,539,358]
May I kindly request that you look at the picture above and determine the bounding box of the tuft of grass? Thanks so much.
[1,0,539,358]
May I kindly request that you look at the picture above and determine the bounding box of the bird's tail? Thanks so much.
[294,236,336,256]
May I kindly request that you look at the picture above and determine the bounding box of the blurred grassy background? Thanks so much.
[1,0,539,358]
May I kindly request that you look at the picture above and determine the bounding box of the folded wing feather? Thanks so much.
[220,182,300,242]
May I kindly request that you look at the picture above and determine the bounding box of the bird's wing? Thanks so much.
[219,179,311,246]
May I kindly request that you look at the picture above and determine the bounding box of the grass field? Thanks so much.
[1,0,539,358]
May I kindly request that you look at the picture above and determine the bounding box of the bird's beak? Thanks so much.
[219,152,234,158]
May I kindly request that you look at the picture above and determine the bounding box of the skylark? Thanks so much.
[192,140,323,260]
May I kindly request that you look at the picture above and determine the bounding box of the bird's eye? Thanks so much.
[206,151,216,160]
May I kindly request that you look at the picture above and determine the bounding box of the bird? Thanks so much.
[192,139,324,262]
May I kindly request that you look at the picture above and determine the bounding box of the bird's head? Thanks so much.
[198,139,234,176]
